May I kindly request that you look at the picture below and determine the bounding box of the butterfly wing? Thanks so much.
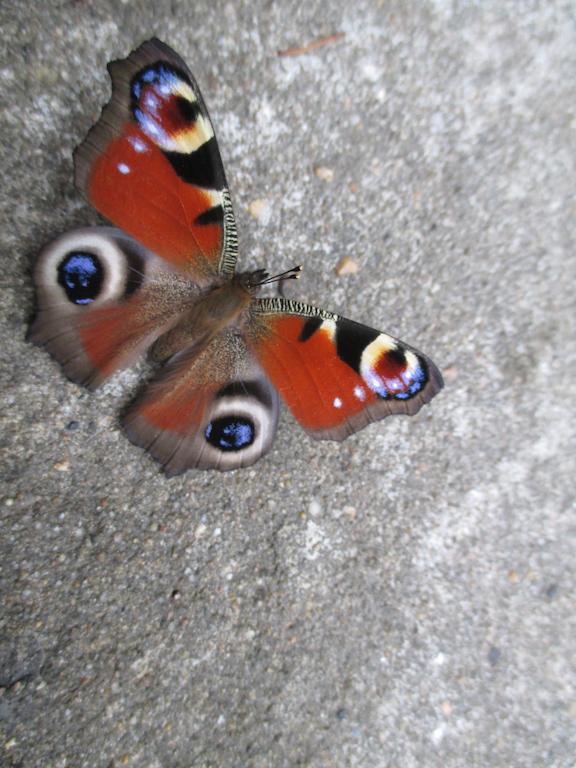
[28,227,198,389]
[74,38,238,282]
[244,298,443,440]
[123,330,279,474]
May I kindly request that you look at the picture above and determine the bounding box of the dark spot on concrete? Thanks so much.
[488,646,501,666]
[545,583,559,600]
[0,633,44,688]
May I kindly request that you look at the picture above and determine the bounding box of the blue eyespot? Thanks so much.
[57,252,103,305]
[131,63,181,102]
[403,365,427,396]
[389,365,427,399]
[366,361,427,400]
[205,417,255,452]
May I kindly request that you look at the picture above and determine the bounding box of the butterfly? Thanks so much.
[29,38,444,474]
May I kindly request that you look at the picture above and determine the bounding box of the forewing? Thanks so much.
[123,331,279,474]
[245,298,443,440]
[75,38,239,283]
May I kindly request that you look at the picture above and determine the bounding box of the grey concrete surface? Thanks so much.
[1,1,575,766]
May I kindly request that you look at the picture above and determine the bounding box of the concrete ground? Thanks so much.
[1,1,575,766]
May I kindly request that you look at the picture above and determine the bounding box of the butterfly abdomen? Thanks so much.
[149,279,252,363]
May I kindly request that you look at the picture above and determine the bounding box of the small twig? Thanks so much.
[278,32,345,58]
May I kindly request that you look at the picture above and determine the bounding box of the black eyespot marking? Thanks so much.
[176,96,201,123]
[216,380,275,408]
[299,316,323,342]
[165,138,225,189]
[195,205,224,226]
[57,252,104,305]
[385,347,407,366]
[336,317,380,372]
[205,416,255,452]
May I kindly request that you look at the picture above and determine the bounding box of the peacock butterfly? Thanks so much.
[29,39,443,474]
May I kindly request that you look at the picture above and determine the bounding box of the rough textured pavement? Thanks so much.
[1,2,575,766]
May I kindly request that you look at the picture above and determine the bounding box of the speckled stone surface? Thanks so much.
[1,2,575,767]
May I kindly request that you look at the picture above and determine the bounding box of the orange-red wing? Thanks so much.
[74,38,238,283]
[246,301,443,440]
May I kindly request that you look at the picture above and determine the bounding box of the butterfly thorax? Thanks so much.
[149,276,254,363]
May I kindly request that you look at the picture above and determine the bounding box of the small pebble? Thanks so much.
[53,459,70,472]
[195,523,208,538]
[65,420,80,431]
[248,198,272,225]
[314,165,334,182]
[431,723,446,746]
[308,499,321,516]
[335,256,359,276]
[507,569,519,583]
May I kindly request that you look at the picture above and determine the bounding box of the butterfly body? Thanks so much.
[147,273,257,363]
[29,39,443,473]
